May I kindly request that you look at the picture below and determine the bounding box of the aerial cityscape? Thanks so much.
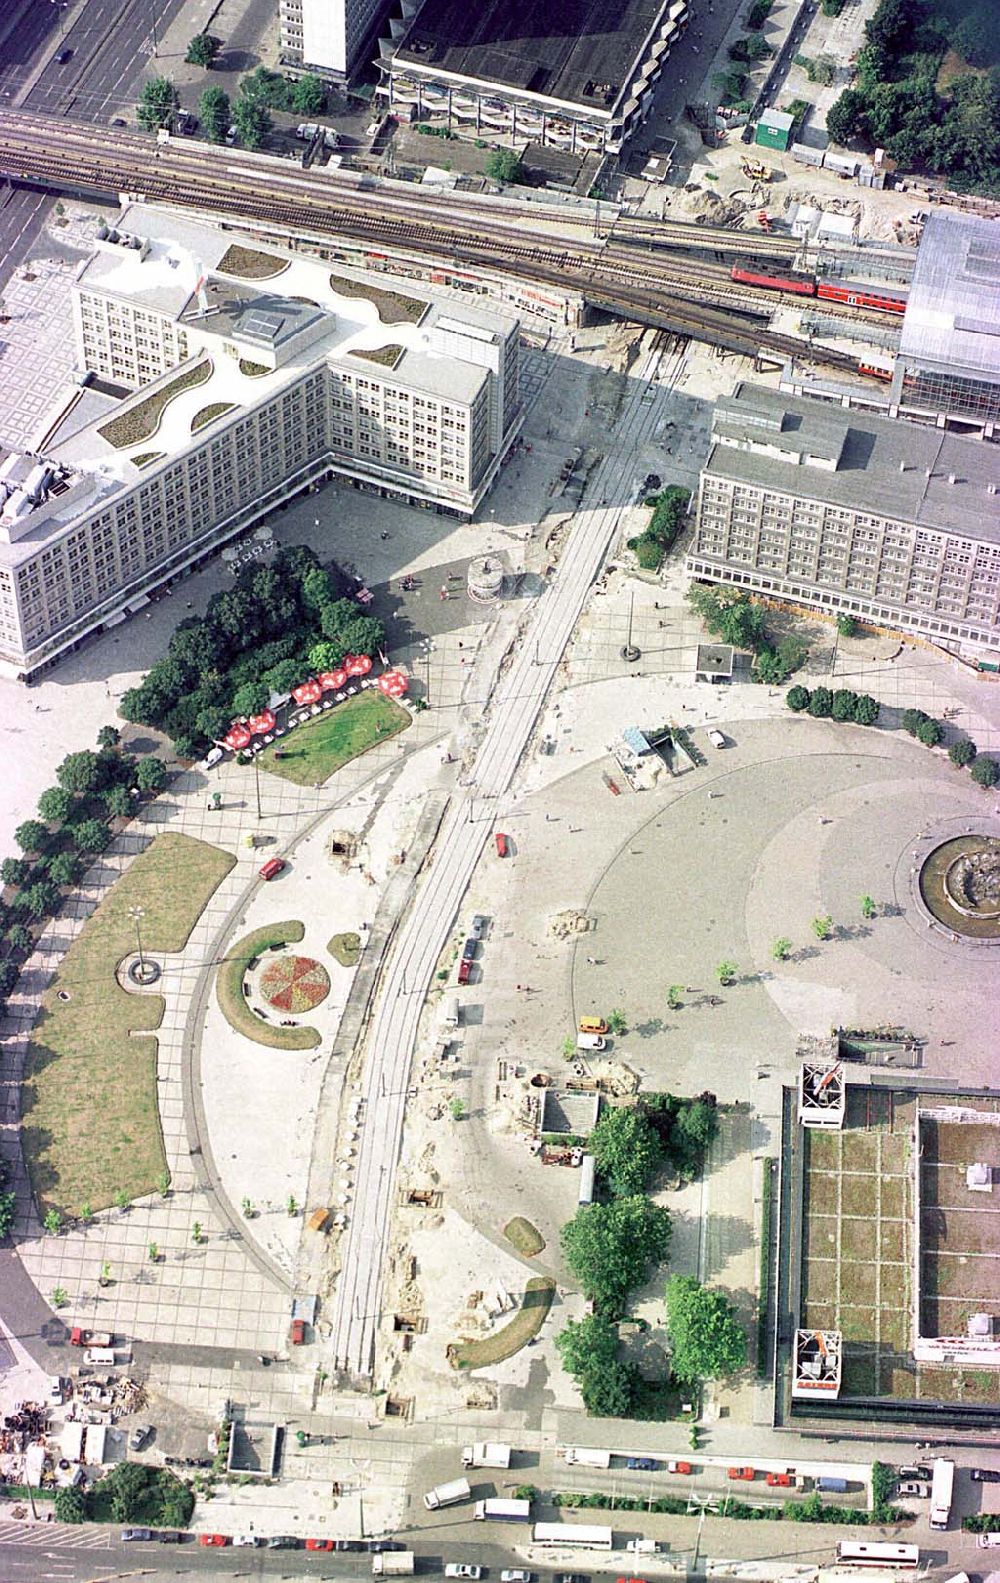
[0,0,996,1576]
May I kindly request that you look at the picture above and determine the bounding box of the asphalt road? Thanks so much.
[0,181,51,290]
[0,0,188,122]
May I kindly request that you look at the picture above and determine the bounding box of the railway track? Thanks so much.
[0,109,875,377]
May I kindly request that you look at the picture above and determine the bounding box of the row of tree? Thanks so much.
[825,0,1000,191]
[629,486,691,572]
[902,709,997,783]
[54,1460,193,1526]
[118,544,384,760]
[785,685,880,723]
[787,686,998,783]
[0,732,168,1011]
[138,62,328,150]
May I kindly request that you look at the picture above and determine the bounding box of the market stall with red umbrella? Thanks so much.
[318,669,349,692]
[223,722,253,752]
[344,653,373,677]
[378,669,408,699]
[248,709,276,736]
[292,679,323,706]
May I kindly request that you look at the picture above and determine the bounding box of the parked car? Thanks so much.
[667,1460,692,1474]
[129,1423,153,1451]
[445,1567,482,1579]
[48,1376,64,1402]
[976,1535,1000,1550]
[199,1534,229,1546]
[766,1472,793,1487]
[457,957,472,984]
[306,1538,335,1551]
[461,937,477,962]
[234,1534,262,1547]
[501,1572,533,1582]
[259,857,286,880]
[470,914,489,940]
[55,48,73,63]
[494,831,509,857]
[626,1457,658,1470]
[267,1535,300,1548]
[897,1464,931,1479]
[898,1481,930,1498]
[156,1531,183,1543]
[971,1469,1000,1482]
[728,1466,755,1481]
[335,1539,367,1550]
[615,1576,649,1583]
[556,1575,589,1583]
[121,1528,153,1542]
[110,116,127,127]
[707,728,727,748]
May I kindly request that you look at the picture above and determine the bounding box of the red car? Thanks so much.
[667,1460,693,1475]
[290,1318,306,1345]
[457,957,472,984]
[199,1533,229,1546]
[306,1538,335,1551]
[494,831,509,857]
[728,1466,755,1481]
[259,857,286,881]
[766,1472,793,1487]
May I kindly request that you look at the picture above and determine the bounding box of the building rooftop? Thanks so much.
[704,384,1000,542]
[180,280,330,353]
[393,0,676,116]
[898,211,1000,382]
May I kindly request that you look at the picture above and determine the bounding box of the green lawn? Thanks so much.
[504,1216,546,1256]
[216,921,320,1051]
[258,691,410,786]
[450,1277,555,1369]
[23,833,234,1217]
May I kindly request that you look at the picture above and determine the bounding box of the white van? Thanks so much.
[84,1347,116,1366]
[577,1032,606,1051]
[443,994,460,1028]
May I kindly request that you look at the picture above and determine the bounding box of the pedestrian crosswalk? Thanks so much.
[0,1518,112,1548]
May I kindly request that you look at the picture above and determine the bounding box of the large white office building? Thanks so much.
[0,206,521,679]
[280,0,388,80]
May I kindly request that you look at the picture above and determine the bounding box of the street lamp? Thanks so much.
[128,905,146,977]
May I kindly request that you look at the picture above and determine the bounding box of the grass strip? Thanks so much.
[24,833,234,1216]
[216,921,320,1050]
[503,1216,545,1256]
[258,690,409,786]
[450,1277,554,1369]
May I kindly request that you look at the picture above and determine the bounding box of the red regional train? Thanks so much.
[731,266,907,314]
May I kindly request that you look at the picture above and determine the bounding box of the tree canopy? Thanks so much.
[664,1274,747,1383]
[199,85,231,142]
[561,1195,672,1317]
[589,1106,662,1197]
[136,77,179,132]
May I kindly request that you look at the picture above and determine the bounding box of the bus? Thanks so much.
[531,1523,613,1551]
[836,1543,920,1570]
[930,1458,955,1530]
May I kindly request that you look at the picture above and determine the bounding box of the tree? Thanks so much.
[264,658,305,694]
[832,688,858,722]
[606,1008,628,1036]
[38,786,74,823]
[103,1459,151,1522]
[753,647,790,685]
[668,1096,719,1179]
[0,960,17,998]
[104,784,132,819]
[97,725,121,751]
[748,0,772,23]
[48,851,82,887]
[231,679,270,717]
[50,1283,68,1308]
[771,937,792,961]
[185,32,219,67]
[1,856,29,888]
[811,914,833,940]
[853,693,880,726]
[971,754,999,789]
[826,86,868,145]
[199,84,231,142]
[485,149,524,184]
[948,738,977,768]
[786,685,811,712]
[14,820,48,855]
[136,756,167,793]
[807,686,833,718]
[860,895,876,919]
[7,922,32,952]
[54,1485,88,1523]
[72,819,110,854]
[836,614,857,637]
[21,880,58,919]
[916,717,943,748]
[0,1188,16,1238]
[716,959,738,986]
[136,76,179,132]
[665,1274,747,1383]
[561,1196,672,1316]
[291,73,326,114]
[589,1106,662,1197]
[902,707,929,737]
[301,565,336,613]
[56,749,105,795]
[667,984,684,1010]
[44,1207,62,1234]
[309,639,343,672]
[232,90,271,149]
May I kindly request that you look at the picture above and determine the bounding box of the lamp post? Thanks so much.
[621,588,641,662]
[128,905,146,978]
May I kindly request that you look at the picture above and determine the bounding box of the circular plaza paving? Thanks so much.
[565,723,999,1096]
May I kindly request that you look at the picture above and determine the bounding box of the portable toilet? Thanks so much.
[756,109,794,152]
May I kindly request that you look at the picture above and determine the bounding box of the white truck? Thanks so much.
[373,1552,415,1575]
[424,1477,472,1510]
[563,1447,612,1469]
[462,1443,512,1470]
[929,1458,955,1530]
[474,1498,530,1523]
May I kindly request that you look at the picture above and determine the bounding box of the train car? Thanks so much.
[817,280,907,314]
[731,265,816,296]
[858,360,893,381]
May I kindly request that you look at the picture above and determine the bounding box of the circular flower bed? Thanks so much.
[259,954,330,1013]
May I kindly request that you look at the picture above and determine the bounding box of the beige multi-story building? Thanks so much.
[0,207,521,679]
[688,384,1000,663]
[279,0,388,80]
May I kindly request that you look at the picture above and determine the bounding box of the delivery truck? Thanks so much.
[70,1328,113,1347]
[563,1447,612,1469]
[474,1499,530,1522]
[373,1551,415,1575]
[424,1477,472,1510]
[462,1443,512,1469]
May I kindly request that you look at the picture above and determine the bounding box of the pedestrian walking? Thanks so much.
[440,586,448,600]
[586,955,597,965]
